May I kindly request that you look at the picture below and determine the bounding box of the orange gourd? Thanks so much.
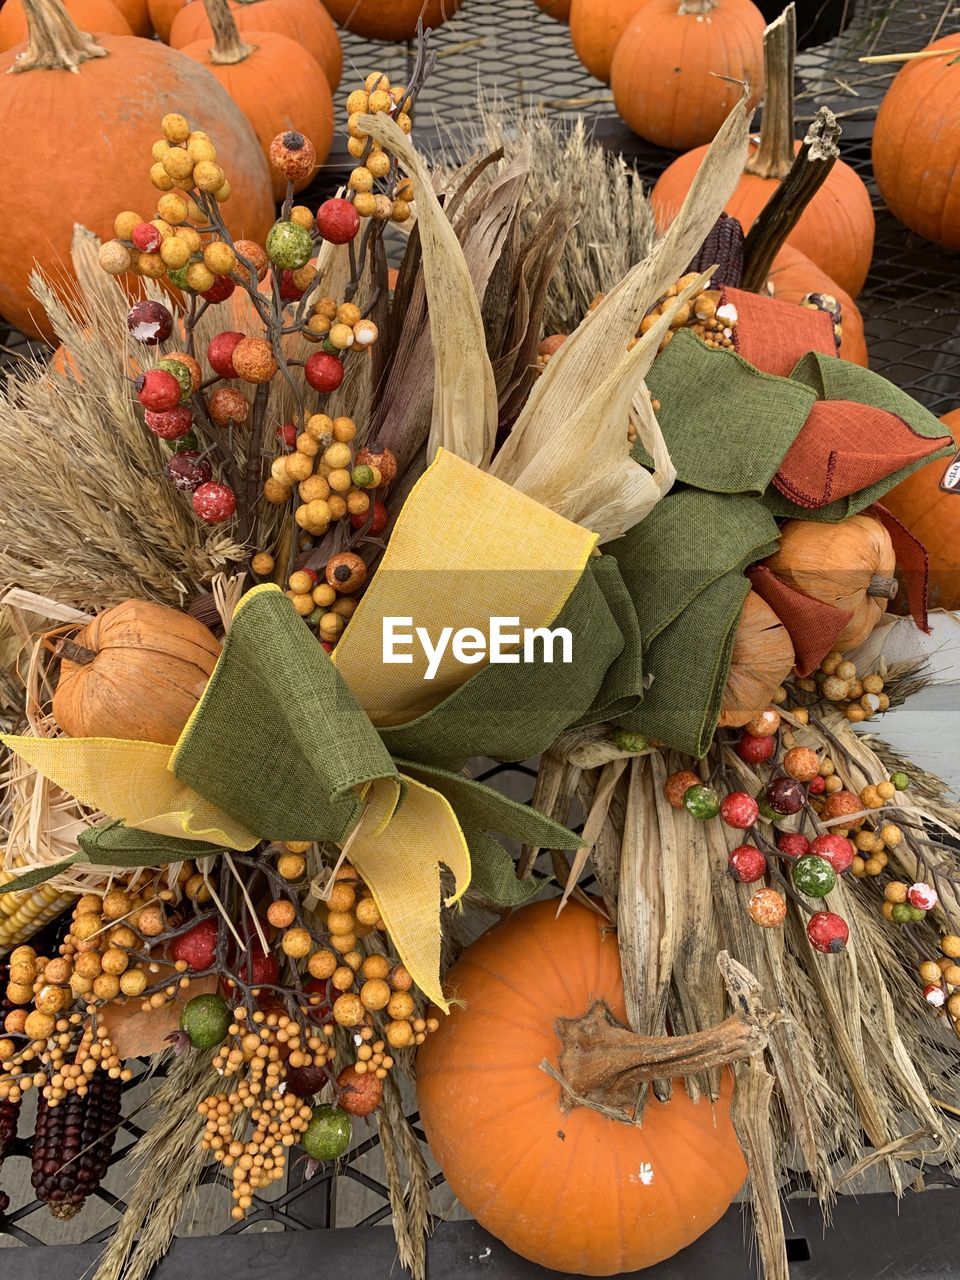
[180,0,333,199]
[170,0,342,90]
[569,0,644,84]
[534,0,570,16]
[0,0,131,46]
[766,245,868,368]
[320,0,462,41]
[882,410,960,612]
[417,899,748,1276]
[650,8,874,295]
[0,0,273,341]
[872,35,960,251]
[719,591,794,727]
[763,515,897,649]
[611,0,765,151]
[148,0,186,37]
[51,600,221,745]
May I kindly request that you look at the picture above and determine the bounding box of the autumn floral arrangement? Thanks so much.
[0,20,958,1280]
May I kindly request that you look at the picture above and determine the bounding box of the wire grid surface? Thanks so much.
[1,0,959,1255]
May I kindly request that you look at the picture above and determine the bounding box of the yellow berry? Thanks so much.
[353,192,377,218]
[157,192,189,224]
[368,89,392,113]
[162,113,191,143]
[203,241,237,274]
[185,261,215,292]
[252,552,275,575]
[366,150,391,178]
[346,90,369,114]
[150,162,176,191]
[348,167,374,194]
[160,236,191,269]
[194,161,226,193]
[187,136,217,164]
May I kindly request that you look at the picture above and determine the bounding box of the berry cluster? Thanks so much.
[345,72,415,224]
[795,651,890,723]
[916,933,960,1039]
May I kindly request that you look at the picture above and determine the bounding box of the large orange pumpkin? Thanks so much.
[0,0,131,47]
[569,0,644,83]
[320,0,462,41]
[719,590,795,726]
[180,0,333,199]
[417,899,748,1276]
[52,600,221,744]
[766,245,868,368]
[170,0,342,90]
[0,0,273,341]
[611,0,765,151]
[883,409,960,611]
[872,35,960,251]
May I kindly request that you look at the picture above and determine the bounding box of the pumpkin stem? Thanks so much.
[740,106,841,292]
[744,3,796,180]
[203,0,257,64]
[12,0,108,73]
[868,574,898,600]
[54,638,97,667]
[547,954,778,1123]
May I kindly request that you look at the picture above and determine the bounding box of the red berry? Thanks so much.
[131,221,162,253]
[285,1064,328,1098]
[720,791,759,830]
[279,269,304,301]
[737,732,777,764]
[765,777,806,816]
[806,911,849,954]
[127,299,173,345]
[808,774,826,795]
[908,882,938,911]
[165,450,211,492]
[350,498,388,534]
[303,978,332,1024]
[728,844,767,883]
[777,832,811,859]
[317,197,361,245]
[207,330,245,379]
[201,275,236,304]
[304,351,344,392]
[144,404,193,440]
[321,640,334,652]
[275,422,297,447]
[236,941,279,988]
[169,918,218,969]
[136,368,181,411]
[923,983,947,1008]
[192,482,236,524]
[809,834,854,874]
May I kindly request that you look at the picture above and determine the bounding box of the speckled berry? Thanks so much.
[728,844,766,883]
[192,482,236,524]
[783,747,820,782]
[207,387,250,427]
[354,445,397,488]
[131,222,162,253]
[720,791,759,830]
[200,275,236,304]
[791,854,837,898]
[766,777,806,816]
[890,771,910,792]
[737,732,777,765]
[665,770,702,809]
[777,832,810,859]
[232,337,278,384]
[612,729,649,753]
[305,352,344,393]
[144,404,192,440]
[268,130,317,183]
[808,774,826,795]
[908,882,938,911]
[684,784,720,821]
[127,300,173,346]
[156,358,194,402]
[207,331,245,379]
[806,912,849,954]
[317,197,361,245]
[748,887,787,928]
[136,368,181,411]
[265,220,314,271]
[744,707,780,737]
[165,450,211,492]
[809,834,854,875]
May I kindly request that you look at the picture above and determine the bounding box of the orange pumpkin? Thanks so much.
[52,600,221,744]
[611,0,765,151]
[417,899,748,1276]
[872,35,960,251]
[766,245,868,368]
[534,0,570,16]
[320,0,462,41]
[180,0,333,199]
[0,0,132,47]
[882,410,960,612]
[569,0,644,83]
[763,515,897,649]
[0,0,273,341]
[719,590,795,727]
[148,0,186,36]
[107,0,151,34]
[170,0,342,90]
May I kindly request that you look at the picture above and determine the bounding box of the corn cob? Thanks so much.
[685,211,744,290]
[31,1072,122,1218]
[0,865,74,951]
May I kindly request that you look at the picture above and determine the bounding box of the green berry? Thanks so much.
[302,1104,352,1161]
[683,784,720,821]
[791,854,837,899]
[157,358,193,402]
[167,263,196,292]
[890,903,915,924]
[266,220,313,270]
[179,993,231,1050]
[613,729,650,754]
[890,771,910,792]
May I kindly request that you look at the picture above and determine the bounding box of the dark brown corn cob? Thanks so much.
[0,1095,19,1162]
[31,1073,122,1218]
[685,212,745,290]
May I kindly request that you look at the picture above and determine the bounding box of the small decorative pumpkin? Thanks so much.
[883,410,960,612]
[179,0,333,200]
[650,6,874,295]
[719,590,795,727]
[52,600,221,745]
[533,0,570,17]
[417,899,748,1276]
[320,0,462,41]
[766,245,868,368]
[611,0,765,151]
[872,35,960,251]
[0,0,273,341]
[170,0,342,90]
[763,515,897,650]
[569,0,644,84]
[0,0,132,48]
